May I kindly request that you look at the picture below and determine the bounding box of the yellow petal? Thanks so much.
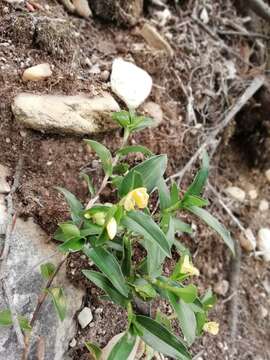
[107,217,117,240]
[203,322,219,335]
[180,255,200,276]
[132,187,149,209]
[123,193,136,211]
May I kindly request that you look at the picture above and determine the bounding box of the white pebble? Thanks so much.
[257,228,270,262]
[265,169,270,182]
[78,307,93,328]
[69,338,77,347]
[239,228,256,252]
[248,189,258,200]
[225,186,246,202]
[259,199,269,212]
[22,63,52,81]
[110,58,152,109]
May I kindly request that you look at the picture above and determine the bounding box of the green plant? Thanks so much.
[54,110,234,359]
[0,110,233,358]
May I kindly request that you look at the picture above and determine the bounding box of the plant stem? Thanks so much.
[86,128,130,209]
[21,254,68,360]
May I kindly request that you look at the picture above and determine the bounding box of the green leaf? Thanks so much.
[181,195,208,208]
[168,293,196,345]
[172,284,198,303]
[170,182,180,205]
[108,331,137,360]
[116,145,153,157]
[186,205,235,255]
[0,309,31,331]
[56,187,83,224]
[184,150,209,197]
[133,279,157,301]
[83,270,129,307]
[155,309,172,332]
[122,211,171,257]
[157,178,171,210]
[80,173,95,196]
[119,155,167,196]
[135,315,191,359]
[60,223,80,238]
[84,140,113,176]
[201,288,217,310]
[113,163,129,175]
[83,246,129,298]
[173,218,192,234]
[46,288,67,321]
[85,341,102,359]
[40,262,56,280]
[112,110,131,127]
[80,224,102,237]
[129,116,154,132]
[122,236,132,277]
[58,237,84,252]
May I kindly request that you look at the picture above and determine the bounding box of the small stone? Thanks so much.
[12,92,120,135]
[260,305,268,319]
[214,279,229,296]
[200,8,209,24]
[5,137,10,143]
[73,0,92,18]
[259,199,269,212]
[100,70,110,82]
[78,307,93,328]
[248,189,258,200]
[225,186,246,202]
[142,101,163,127]
[69,338,77,348]
[239,228,256,252]
[140,23,174,57]
[110,58,152,109]
[265,169,270,182]
[0,164,11,194]
[257,228,270,262]
[22,63,52,81]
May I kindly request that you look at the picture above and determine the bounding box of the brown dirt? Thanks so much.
[0,1,270,359]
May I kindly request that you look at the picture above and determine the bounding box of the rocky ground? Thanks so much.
[0,0,270,359]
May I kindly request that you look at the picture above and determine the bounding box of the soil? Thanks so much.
[0,1,270,359]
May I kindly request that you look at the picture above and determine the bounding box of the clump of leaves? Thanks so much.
[0,111,232,358]
[53,110,234,359]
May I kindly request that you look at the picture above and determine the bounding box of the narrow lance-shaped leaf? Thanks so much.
[186,205,235,255]
[168,292,197,346]
[135,315,191,360]
[82,270,129,307]
[119,155,167,196]
[84,140,113,176]
[83,246,130,298]
[184,150,209,197]
[85,342,102,359]
[56,187,83,224]
[108,331,137,360]
[46,288,67,321]
[121,211,171,258]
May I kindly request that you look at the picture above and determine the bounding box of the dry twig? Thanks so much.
[247,0,270,23]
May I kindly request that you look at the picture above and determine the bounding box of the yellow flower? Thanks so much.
[92,212,106,226]
[107,217,117,240]
[122,187,149,211]
[180,255,200,276]
[203,322,219,335]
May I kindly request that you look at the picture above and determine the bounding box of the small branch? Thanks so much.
[246,0,270,23]
[22,254,68,360]
[217,29,270,40]
[167,76,265,182]
[86,129,130,209]
[192,15,255,68]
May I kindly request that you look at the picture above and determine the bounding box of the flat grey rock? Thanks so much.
[0,164,11,194]
[0,218,84,360]
[12,92,120,135]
